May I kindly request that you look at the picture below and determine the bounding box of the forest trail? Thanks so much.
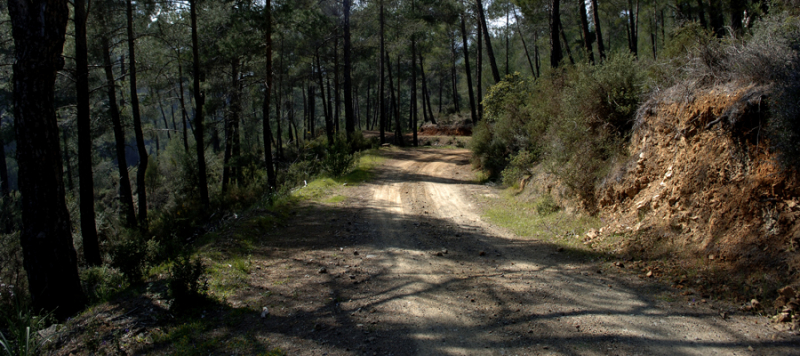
[256,147,798,355]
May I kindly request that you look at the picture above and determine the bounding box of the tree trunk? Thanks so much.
[579,0,595,64]
[334,32,340,134]
[222,59,239,194]
[177,54,190,152]
[102,36,137,229]
[418,53,436,124]
[410,43,418,146]
[459,15,477,124]
[263,0,277,189]
[379,0,386,144]
[550,0,564,68]
[343,0,355,138]
[190,0,211,206]
[730,0,745,33]
[0,114,9,233]
[9,0,87,320]
[591,0,606,60]
[476,0,501,83]
[74,0,101,266]
[0,115,9,198]
[697,0,708,28]
[317,50,334,145]
[512,8,537,77]
[451,35,459,113]
[62,124,74,192]
[559,22,575,65]
[627,0,638,55]
[126,0,149,225]
[477,14,483,120]
[386,51,403,146]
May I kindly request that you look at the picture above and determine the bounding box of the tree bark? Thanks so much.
[74,0,101,266]
[476,0,501,83]
[386,51,403,146]
[559,22,575,65]
[477,13,483,120]
[263,0,277,189]
[460,15,477,124]
[126,0,150,225]
[190,0,211,206]
[550,0,564,68]
[418,53,436,124]
[0,115,8,198]
[591,0,606,60]
[343,0,355,138]
[379,0,386,144]
[222,59,239,194]
[579,0,595,64]
[62,124,74,192]
[410,43,419,146]
[9,0,87,320]
[512,8,537,77]
[102,36,137,229]
[177,54,190,152]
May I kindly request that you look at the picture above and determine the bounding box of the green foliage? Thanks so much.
[534,194,561,216]
[110,232,160,283]
[0,302,55,356]
[472,55,642,202]
[501,150,536,187]
[321,135,358,178]
[80,266,128,304]
[168,255,208,311]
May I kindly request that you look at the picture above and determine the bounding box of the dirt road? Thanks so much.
[256,148,799,355]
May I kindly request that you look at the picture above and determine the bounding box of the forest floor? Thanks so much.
[52,147,800,356]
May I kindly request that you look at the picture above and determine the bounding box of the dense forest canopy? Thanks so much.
[0,0,798,338]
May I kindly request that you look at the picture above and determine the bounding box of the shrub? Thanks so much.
[501,150,537,187]
[110,232,159,283]
[168,255,208,311]
[81,266,128,304]
[0,301,55,356]
[534,194,561,216]
[322,136,357,178]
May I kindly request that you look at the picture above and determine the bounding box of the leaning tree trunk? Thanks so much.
[8,0,87,320]
[74,0,101,266]
[126,0,149,225]
[102,36,137,229]
[476,0,501,83]
[262,0,277,189]
[190,0,211,206]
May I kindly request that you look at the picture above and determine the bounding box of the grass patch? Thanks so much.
[293,150,384,201]
[324,195,346,203]
[482,188,601,253]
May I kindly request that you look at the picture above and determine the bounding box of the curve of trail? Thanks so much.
[349,148,798,356]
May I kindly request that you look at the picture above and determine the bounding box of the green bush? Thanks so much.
[81,266,128,304]
[110,232,160,283]
[534,194,561,216]
[501,150,537,187]
[168,255,208,311]
[0,301,54,356]
[322,135,357,178]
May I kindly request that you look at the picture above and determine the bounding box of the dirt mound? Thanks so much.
[418,120,473,136]
[592,83,800,302]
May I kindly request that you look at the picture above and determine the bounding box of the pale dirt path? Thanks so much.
[333,148,799,356]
